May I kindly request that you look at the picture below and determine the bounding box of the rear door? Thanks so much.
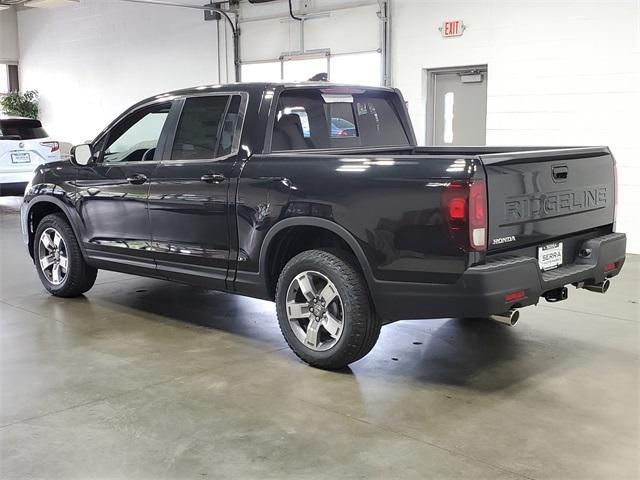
[482,148,615,254]
[148,92,246,290]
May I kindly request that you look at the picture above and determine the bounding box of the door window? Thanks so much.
[102,103,171,163]
[171,95,241,161]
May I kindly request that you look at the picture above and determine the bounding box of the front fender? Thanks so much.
[22,195,87,258]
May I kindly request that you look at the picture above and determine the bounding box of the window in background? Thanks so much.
[326,103,358,138]
[282,57,328,82]
[443,92,454,144]
[329,52,381,86]
[0,65,8,94]
[241,62,282,82]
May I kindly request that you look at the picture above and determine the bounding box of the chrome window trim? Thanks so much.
[162,91,249,165]
[97,91,249,166]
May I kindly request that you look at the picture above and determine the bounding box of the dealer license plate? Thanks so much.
[538,242,563,271]
[11,153,31,164]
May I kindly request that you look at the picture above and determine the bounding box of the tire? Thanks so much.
[34,213,97,297]
[275,249,381,370]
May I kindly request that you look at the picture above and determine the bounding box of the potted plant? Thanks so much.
[0,90,40,119]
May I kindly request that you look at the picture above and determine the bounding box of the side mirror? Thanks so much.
[70,144,93,166]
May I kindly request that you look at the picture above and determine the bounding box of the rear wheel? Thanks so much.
[276,249,381,370]
[34,213,97,297]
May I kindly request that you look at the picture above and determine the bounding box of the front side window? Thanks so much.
[171,95,241,160]
[102,103,170,163]
[271,88,410,152]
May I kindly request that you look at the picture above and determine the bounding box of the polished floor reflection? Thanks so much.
[1,196,638,479]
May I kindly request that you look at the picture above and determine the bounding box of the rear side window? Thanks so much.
[271,89,410,151]
[171,95,241,160]
[0,119,48,140]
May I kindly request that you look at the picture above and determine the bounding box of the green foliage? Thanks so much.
[0,90,40,119]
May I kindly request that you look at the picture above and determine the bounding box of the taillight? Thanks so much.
[613,157,618,225]
[441,179,488,252]
[40,141,60,153]
[449,197,466,220]
[469,179,487,251]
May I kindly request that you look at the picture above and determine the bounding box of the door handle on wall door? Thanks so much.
[201,173,226,184]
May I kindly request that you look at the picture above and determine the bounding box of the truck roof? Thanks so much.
[132,82,396,111]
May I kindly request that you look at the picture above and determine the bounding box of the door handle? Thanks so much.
[127,173,148,185]
[552,165,568,182]
[201,173,226,184]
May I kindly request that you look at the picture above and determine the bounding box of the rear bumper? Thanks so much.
[373,232,626,322]
[0,170,33,185]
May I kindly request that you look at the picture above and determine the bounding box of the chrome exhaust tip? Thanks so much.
[490,309,520,326]
[584,279,610,294]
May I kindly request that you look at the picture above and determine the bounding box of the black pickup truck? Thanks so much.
[21,83,626,369]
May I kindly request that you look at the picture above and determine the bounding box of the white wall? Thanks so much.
[0,7,19,63]
[393,0,640,252]
[17,0,223,144]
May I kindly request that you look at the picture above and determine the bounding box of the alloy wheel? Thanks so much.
[285,270,345,352]
[38,227,68,286]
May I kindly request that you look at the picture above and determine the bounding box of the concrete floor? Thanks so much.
[0,196,638,480]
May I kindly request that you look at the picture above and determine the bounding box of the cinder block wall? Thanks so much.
[393,0,640,252]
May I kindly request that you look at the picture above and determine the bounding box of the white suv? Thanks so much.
[0,117,61,195]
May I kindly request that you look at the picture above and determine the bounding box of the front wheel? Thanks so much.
[34,213,97,297]
[275,249,381,370]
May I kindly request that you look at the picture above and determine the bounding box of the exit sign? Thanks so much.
[440,20,465,37]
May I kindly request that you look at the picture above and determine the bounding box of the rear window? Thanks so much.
[0,119,48,140]
[271,88,410,151]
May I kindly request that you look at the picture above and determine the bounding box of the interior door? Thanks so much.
[76,101,173,272]
[430,69,487,146]
[148,93,245,289]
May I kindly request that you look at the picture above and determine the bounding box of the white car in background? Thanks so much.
[0,117,61,195]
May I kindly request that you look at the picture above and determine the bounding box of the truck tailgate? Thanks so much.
[481,147,615,252]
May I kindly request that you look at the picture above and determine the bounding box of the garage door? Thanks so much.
[239,2,382,86]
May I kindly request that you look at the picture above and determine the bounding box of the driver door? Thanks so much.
[76,101,175,274]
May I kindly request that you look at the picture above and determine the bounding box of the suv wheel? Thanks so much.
[276,249,381,370]
[35,213,97,297]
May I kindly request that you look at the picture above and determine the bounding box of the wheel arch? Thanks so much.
[259,217,376,300]
[25,197,84,259]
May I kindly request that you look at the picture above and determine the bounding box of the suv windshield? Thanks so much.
[0,119,48,140]
[271,88,410,151]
